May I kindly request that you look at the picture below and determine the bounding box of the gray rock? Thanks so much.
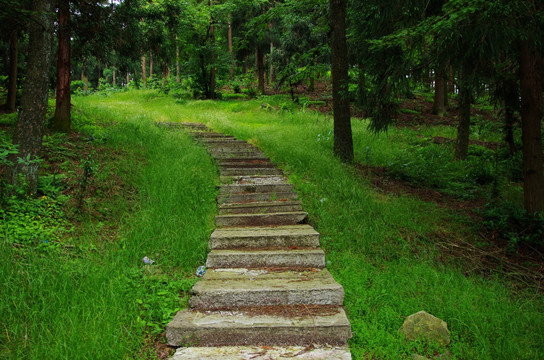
[399,311,450,346]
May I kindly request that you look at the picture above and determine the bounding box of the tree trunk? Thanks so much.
[4,30,18,112]
[256,46,265,94]
[503,77,517,154]
[228,15,234,79]
[269,41,275,83]
[51,0,71,133]
[443,78,449,109]
[432,67,446,117]
[209,18,216,99]
[9,0,54,195]
[519,40,544,214]
[176,37,180,83]
[112,66,117,86]
[141,54,147,88]
[149,53,154,78]
[330,0,353,163]
[448,65,455,93]
[455,68,471,160]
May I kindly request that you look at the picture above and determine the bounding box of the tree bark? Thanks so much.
[330,0,353,162]
[209,17,216,99]
[176,36,180,83]
[455,68,471,160]
[51,0,71,133]
[4,30,18,112]
[256,46,265,94]
[112,66,116,86]
[9,0,54,195]
[149,52,154,78]
[141,54,147,87]
[228,15,234,79]
[432,66,446,116]
[519,40,544,214]
[502,77,517,154]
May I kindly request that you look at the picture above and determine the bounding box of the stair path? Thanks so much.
[165,123,352,359]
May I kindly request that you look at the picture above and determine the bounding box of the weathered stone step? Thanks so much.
[192,132,235,139]
[200,138,248,145]
[216,212,308,227]
[219,175,287,185]
[218,201,303,215]
[209,225,320,249]
[217,191,298,204]
[212,152,267,160]
[166,306,352,347]
[171,345,352,360]
[189,268,344,309]
[220,168,284,176]
[206,144,258,151]
[218,160,275,168]
[206,249,326,268]
[179,122,207,129]
[219,183,294,195]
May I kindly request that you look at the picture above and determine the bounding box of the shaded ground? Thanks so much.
[356,163,544,292]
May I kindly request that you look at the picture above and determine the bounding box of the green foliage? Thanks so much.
[479,202,544,249]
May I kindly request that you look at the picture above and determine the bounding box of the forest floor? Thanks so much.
[1,90,543,359]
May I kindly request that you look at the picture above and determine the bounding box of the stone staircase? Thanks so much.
[165,123,352,359]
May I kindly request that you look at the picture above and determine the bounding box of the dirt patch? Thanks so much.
[356,163,486,220]
[356,163,544,290]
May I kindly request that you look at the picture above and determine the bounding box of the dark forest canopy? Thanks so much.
[0,0,543,213]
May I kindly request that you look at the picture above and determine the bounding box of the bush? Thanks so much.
[71,80,88,95]
[479,202,544,248]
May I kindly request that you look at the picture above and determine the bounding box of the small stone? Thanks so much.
[412,355,429,360]
[399,310,450,346]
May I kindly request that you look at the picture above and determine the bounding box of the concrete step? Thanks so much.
[218,160,275,168]
[216,212,308,227]
[166,306,352,347]
[218,183,294,195]
[220,175,288,185]
[192,132,235,139]
[206,249,326,268]
[212,152,267,160]
[209,225,320,249]
[179,122,207,129]
[189,268,344,309]
[217,191,298,204]
[171,346,351,360]
[220,168,284,176]
[204,139,259,153]
[200,139,248,145]
[218,201,303,215]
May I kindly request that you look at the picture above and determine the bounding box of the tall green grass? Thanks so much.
[80,90,544,359]
[0,95,217,359]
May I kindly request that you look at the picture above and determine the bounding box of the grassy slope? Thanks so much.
[1,94,217,359]
[2,90,540,359]
[79,90,542,360]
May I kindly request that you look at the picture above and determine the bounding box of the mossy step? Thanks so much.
[219,175,288,185]
[165,307,351,347]
[217,191,298,204]
[189,268,344,309]
[212,152,267,160]
[216,212,308,227]
[218,161,275,168]
[171,346,352,360]
[219,183,294,195]
[209,225,320,249]
[218,201,303,215]
[192,132,235,139]
[220,168,284,176]
[206,249,325,268]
